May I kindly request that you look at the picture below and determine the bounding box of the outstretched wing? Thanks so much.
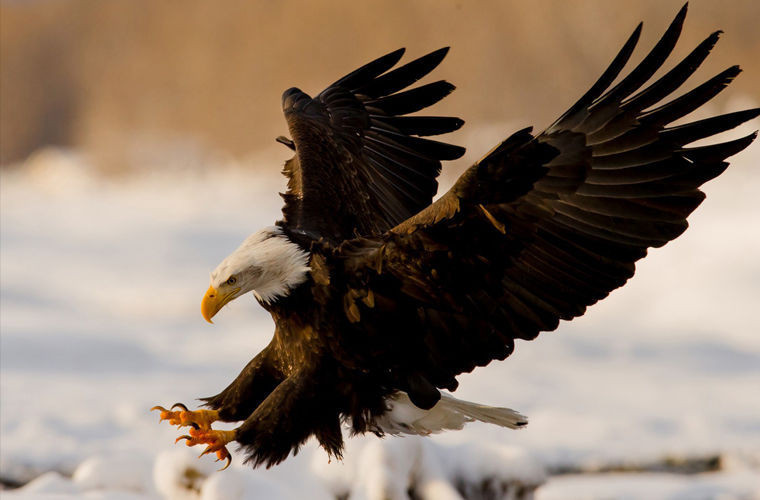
[279,48,465,243]
[336,5,759,396]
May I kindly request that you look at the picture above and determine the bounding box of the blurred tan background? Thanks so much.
[2,0,759,170]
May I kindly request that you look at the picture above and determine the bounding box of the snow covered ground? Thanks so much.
[2,113,760,498]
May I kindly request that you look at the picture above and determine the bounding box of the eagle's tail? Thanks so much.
[375,391,528,435]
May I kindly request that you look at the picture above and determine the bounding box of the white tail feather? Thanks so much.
[375,392,528,436]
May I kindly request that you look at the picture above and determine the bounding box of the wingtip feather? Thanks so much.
[675,2,689,24]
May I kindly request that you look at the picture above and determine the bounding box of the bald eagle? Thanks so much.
[153,4,759,469]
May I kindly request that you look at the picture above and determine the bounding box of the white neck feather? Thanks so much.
[211,226,311,304]
[250,228,311,303]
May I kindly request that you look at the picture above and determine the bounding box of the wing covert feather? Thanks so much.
[335,5,759,390]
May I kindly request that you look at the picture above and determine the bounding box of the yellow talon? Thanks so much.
[151,404,220,430]
[189,429,235,468]
[153,404,233,470]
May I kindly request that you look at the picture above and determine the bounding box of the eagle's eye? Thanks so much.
[226,276,237,286]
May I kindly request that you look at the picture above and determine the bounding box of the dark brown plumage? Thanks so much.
[159,4,759,469]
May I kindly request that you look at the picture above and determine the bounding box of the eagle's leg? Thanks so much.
[151,345,281,429]
[151,346,285,469]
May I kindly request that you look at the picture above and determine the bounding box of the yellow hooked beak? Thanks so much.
[201,285,240,323]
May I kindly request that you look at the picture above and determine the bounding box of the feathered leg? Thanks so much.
[234,367,344,468]
[200,343,284,421]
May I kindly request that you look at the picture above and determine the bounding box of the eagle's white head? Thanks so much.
[201,226,311,322]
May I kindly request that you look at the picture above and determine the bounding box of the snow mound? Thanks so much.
[74,454,153,493]
[154,449,218,499]
[14,471,81,495]
[311,436,544,500]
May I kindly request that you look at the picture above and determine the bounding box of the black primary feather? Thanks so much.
[279,48,465,243]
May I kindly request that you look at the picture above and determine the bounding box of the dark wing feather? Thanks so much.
[336,6,759,395]
[279,48,465,242]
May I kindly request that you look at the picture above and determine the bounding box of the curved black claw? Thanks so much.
[171,402,189,411]
[199,444,233,470]
[175,435,192,444]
